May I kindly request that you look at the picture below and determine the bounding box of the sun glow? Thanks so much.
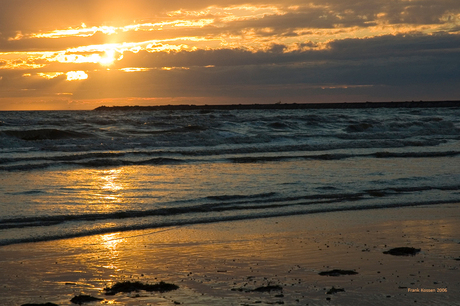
[49,47,123,66]
[119,67,152,72]
[3,1,456,74]
[99,49,118,66]
[38,72,64,79]
[66,71,88,81]
[1,1,459,110]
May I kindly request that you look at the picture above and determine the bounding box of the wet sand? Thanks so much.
[1,204,459,306]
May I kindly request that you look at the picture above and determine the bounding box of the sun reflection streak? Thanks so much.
[72,168,130,210]
[99,169,124,202]
[100,232,126,271]
[101,232,125,251]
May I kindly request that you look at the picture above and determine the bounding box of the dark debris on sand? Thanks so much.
[70,294,104,305]
[326,287,345,294]
[253,285,283,292]
[383,247,421,256]
[104,281,179,295]
[232,284,283,293]
[318,269,358,276]
[21,303,59,306]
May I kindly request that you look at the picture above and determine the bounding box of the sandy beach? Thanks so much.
[1,203,459,306]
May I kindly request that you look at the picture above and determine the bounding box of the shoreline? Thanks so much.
[94,100,460,111]
[1,203,459,305]
[2,199,459,248]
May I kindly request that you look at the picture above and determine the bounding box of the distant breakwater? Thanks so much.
[94,101,460,111]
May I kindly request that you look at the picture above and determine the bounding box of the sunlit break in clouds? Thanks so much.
[0,0,459,110]
[66,71,89,81]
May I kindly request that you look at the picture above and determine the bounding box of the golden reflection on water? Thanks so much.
[99,232,126,271]
[98,168,124,202]
[70,167,133,212]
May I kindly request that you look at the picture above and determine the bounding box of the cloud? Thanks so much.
[113,32,460,68]
[1,0,460,109]
[1,32,459,100]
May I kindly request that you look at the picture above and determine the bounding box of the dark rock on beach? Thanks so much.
[383,247,421,256]
[104,281,179,295]
[318,269,358,276]
[70,295,104,305]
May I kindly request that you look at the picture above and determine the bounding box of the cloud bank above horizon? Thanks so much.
[0,0,459,110]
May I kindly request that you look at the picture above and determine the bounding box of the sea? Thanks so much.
[1,105,459,246]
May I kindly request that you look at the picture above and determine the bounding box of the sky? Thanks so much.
[0,0,459,110]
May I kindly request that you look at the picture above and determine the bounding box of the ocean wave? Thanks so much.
[2,107,458,162]
[1,149,459,171]
[228,153,352,163]
[372,151,460,158]
[345,123,374,132]
[0,157,186,171]
[344,119,459,136]
[0,163,55,171]
[1,107,459,247]
[228,150,460,163]
[0,191,369,230]
[1,199,458,247]
[1,129,93,140]
[207,192,277,201]
[0,152,127,165]
[8,184,459,232]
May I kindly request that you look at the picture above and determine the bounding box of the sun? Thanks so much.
[99,49,122,66]
[99,49,115,66]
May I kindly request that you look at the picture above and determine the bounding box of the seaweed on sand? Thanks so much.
[232,284,283,293]
[383,247,421,256]
[104,281,179,296]
[253,285,283,292]
[326,287,345,294]
[70,294,104,305]
[318,269,358,276]
[21,304,59,306]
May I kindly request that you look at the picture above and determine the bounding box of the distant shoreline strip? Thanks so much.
[94,100,460,111]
